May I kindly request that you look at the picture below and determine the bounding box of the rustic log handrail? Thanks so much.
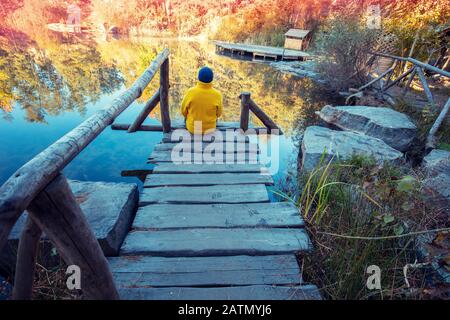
[370,52,450,78]
[0,48,170,299]
[346,52,449,151]
[120,91,283,135]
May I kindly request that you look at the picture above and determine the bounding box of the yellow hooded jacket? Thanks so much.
[181,81,223,134]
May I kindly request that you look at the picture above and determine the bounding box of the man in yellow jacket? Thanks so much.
[181,67,223,134]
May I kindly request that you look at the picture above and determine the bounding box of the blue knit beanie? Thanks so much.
[198,66,214,83]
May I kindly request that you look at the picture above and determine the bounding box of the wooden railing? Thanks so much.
[112,91,282,135]
[0,48,284,299]
[0,48,170,300]
[345,52,450,151]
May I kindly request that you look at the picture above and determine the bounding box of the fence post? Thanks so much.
[26,174,119,300]
[12,215,42,300]
[160,57,171,133]
[240,92,251,131]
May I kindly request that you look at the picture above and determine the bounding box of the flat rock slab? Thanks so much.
[144,173,274,187]
[152,163,268,174]
[423,149,450,203]
[317,105,417,152]
[300,126,403,172]
[120,228,311,256]
[140,184,269,205]
[0,180,138,275]
[118,284,322,300]
[133,202,303,229]
[109,255,302,287]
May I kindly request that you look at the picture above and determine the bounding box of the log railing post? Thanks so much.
[12,215,42,300]
[26,174,119,300]
[416,67,436,108]
[240,92,251,131]
[160,58,171,133]
[127,90,160,133]
[426,98,450,151]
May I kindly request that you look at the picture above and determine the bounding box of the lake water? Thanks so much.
[0,32,337,191]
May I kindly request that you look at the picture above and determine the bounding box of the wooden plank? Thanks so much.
[144,173,273,187]
[148,150,260,163]
[118,284,321,300]
[152,163,268,174]
[108,255,302,287]
[133,202,303,229]
[153,142,259,153]
[139,184,269,205]
[0,49,170,252]
[162,131,251,143]
[112,124,270,133]
[120,228,311,256]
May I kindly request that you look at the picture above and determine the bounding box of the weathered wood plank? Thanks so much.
[133,202,303,229]
[144,173,273,187]
[139,184,269,205]
[118,284,322,300]
[109,255,302,287]
[152,163,268,174]
[162,131,251,143]
[112,123,272,133]
[148,150,260,163]
[120,228,311,256]
[0,49,169,252]
[153,142,259,153]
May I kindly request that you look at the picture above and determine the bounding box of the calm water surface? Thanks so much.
[0,33,336,190]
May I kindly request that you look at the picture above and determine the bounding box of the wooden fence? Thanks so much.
[345,52,450,150]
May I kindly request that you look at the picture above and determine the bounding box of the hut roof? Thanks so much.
[285,29,310,39]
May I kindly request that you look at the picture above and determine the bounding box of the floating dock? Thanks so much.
[215,41,310,62]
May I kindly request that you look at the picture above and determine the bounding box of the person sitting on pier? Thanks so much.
[181,67,223,134]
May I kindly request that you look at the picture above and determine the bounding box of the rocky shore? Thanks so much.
[298,104,450,293]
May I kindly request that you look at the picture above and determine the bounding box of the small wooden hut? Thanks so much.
[284,29,311,51]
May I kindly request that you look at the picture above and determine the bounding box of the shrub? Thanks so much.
[313,17,375,92]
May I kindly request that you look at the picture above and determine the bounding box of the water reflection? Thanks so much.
[0,31,338,189]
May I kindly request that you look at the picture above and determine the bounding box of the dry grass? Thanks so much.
[276,155,449,299]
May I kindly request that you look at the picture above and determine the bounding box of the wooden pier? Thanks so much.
[0,49,320,300]
[215,41,310,62]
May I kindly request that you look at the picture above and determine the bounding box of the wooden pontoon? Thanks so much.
[215,41,310,62]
